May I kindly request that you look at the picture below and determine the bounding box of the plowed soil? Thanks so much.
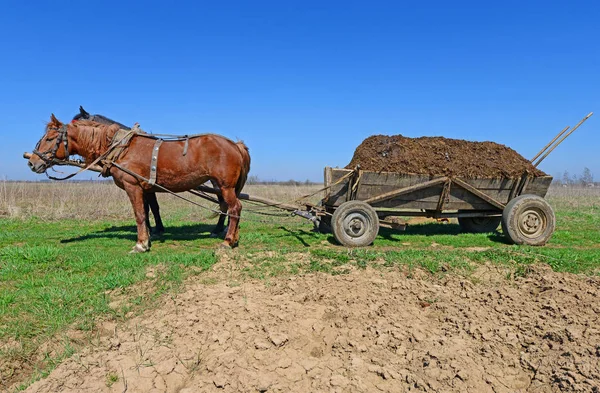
[21,262,600,393]
[346,135,547,178]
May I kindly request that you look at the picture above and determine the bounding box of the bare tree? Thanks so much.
[562,170,571,185]
[581,167,593,185]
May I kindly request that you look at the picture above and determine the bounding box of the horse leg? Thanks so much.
[143,195,152,233]
[220,187,242,248]
[210,180,228,237]
[211,195,228,238]
[145,192,165,236]
[125,185,151,253]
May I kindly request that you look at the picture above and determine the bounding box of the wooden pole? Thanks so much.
[534,112,593,168]
[196,185,301,212]
[452,178,506,210]
[23,152,103,172]
[531,125,570,162]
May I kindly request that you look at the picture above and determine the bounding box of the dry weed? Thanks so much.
[0,181,324,221]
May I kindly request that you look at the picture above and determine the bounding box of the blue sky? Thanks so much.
[1,1,598,182]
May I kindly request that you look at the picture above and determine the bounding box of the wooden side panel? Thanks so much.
[359,171,519,190]
[324,168,353,206]
[323,168,552,210]
[323,167,332,200]
[522,176,553,198]
[368,185,497,210]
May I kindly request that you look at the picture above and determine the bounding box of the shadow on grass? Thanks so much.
[377,222,462,242]
[322,222,505,246]
[60,223,218,244]
[322,222,463,245]
[381,222,507,241]
[486,232,511,245]
[278,226,320,247]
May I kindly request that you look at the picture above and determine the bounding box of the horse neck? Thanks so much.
[67,124,114,163]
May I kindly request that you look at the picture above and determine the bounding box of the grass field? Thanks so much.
[0,181,599,390]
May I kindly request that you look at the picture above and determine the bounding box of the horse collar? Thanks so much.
[57,124,70,158]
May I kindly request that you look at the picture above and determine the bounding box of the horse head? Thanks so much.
[28,114,70,173]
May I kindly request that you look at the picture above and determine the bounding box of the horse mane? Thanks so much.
[69,120,121,161]
[71,111,131,130]
[89,114,131,130]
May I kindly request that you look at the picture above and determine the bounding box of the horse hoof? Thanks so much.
[218,242,232,249]
[210,232,220,238]
[129,244,149,253]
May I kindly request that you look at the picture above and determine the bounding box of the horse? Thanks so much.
[72,106,165,235]
[29,114,251,252]
[72,106,240,237]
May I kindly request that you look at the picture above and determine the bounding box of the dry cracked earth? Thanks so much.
[20,261,600,393]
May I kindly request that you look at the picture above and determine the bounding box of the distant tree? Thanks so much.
[552,172,563,185]
[581,167,593,185]
[247,175,261,184]
[562,171,571,185]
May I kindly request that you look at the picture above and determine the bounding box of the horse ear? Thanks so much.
[79,106,89,116]
[50,113,61,126]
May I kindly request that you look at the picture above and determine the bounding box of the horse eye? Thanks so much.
[46,137,56,142]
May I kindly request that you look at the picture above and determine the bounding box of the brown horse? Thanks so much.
[71,106,165,235]
[29,114,251,252]
[71,106,239,238]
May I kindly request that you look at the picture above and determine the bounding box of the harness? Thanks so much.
[98,128,137,177]
[32,124,69,166]
[37,121,199,182]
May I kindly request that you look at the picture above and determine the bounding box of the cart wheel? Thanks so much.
[458,215,501,233]
[501,194,555,246]
[331,201,379,247]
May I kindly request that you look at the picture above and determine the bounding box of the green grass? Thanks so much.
[1,196,599,390]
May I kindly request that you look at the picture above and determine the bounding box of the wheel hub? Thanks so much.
[518,208,545,238]
[344,213,368,238]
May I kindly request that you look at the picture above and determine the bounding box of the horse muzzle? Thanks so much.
[28,159,47,174]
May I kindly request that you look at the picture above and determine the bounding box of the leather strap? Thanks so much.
[183,136,189,156]
[148,139,163,185]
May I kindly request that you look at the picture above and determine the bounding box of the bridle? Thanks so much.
[32,124,70,167]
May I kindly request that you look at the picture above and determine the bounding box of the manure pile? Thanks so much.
[346,135,546,178]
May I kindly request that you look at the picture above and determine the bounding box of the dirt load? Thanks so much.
[346,134,547,178]
[21,262,599,393]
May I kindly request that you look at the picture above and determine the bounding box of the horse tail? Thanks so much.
[235,141,251,196]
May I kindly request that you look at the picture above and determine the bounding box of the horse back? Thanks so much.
[117,134,247,191]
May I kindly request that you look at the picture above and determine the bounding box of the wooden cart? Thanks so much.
[19,152,558,248]
[23,112,593,249]
[319,167,555,247]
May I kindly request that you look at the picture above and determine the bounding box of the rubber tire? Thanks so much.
[331,201,379,247]
[501,194,555,246]
[458,215,501,233]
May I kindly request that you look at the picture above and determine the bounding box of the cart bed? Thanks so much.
[323,167,553,211]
